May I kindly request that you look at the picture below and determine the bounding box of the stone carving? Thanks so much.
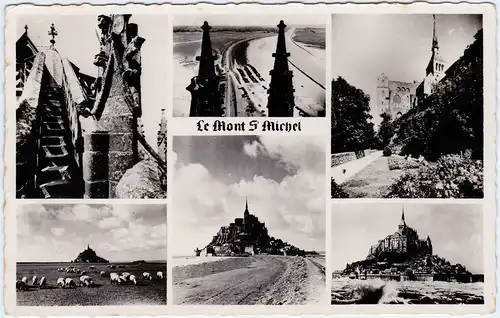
[84,14,144,120]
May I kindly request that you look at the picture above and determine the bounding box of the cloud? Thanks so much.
[98,217,121,230]
[243,140,265,158]
[243,136,325,173]
[50,227,65,236]
[17,204,167,262]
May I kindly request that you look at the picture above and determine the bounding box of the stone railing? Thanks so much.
[15,51,46,198]
[331,149,376,167]
[61,57,93,170]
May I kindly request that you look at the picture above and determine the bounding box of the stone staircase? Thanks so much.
[35,75,83,198]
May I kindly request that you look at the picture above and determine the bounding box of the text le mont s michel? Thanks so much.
[196,120,302,132]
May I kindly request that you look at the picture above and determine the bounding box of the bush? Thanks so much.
[385,154,483,198]
[383,147,392,157]
[331,179,349,198]
[387,156,422,171]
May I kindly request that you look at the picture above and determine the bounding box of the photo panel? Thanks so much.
[16,203,168,306]
[330,14,484,199]
[330,202,484,305]
[15,12,168,199]
[173,14,326,118]
[171,135,327,305]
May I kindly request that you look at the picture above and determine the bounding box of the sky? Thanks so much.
[330,203,483,274]
[174,14,325,27]
[331,14,482,126]
[17,204,167,262]
[17,14,169,149]
[171,135,326,256]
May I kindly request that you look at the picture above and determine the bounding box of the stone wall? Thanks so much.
[331,149,375,167]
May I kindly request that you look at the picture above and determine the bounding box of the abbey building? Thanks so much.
[376,15,447,119]
[367,208,433,261]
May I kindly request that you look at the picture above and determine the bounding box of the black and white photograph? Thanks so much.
[171,135,326,305]
[173,15,326,117]
[330,203,484,305]
[16,14,168,199]
[330,14,484,198]
[16,203,167,306]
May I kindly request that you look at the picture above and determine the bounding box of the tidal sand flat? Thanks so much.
[16,262,167,306]
[173,256,325,305]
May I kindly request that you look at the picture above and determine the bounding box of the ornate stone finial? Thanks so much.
[97,15,111,32]
[266,20,295,117]
[48,23,58,47]
[187,20,222,117]
[201,21,211,32]
[24,25,28,35]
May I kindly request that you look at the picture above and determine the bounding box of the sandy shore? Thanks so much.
[173,255,325,305]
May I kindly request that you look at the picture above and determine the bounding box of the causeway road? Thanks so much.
[173,256,325,305]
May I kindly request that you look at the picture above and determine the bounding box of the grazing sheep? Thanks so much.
[64,278,76,288]
[57,278,65,288]
[142,272,151,280]
[121,272,131,280]
[110,273,121,284]
[16,280,27,291]
[39,277,47,288]
[157,271,163,280]
[79,275,93,287]
[100,271,107,277]
[129,274,137,285]
[32,276,38,286]
[21,277,28,284]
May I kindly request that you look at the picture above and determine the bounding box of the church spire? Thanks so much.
[432,14,439,52]
[266,20,295,117]
[398,206,406,230]
[425,15,445,77]
[244,197,249,216]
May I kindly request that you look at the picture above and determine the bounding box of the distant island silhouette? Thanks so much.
[72,244,109,263]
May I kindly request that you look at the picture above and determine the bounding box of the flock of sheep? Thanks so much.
[16,265,164,291]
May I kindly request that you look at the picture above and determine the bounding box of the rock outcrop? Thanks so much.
[115,159,166,199]
[200,199,305,257]
[73,245,108,263]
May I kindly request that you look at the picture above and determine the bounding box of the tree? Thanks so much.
[395,29,483,161]
[376,112,395,148]
[331,77,375,153]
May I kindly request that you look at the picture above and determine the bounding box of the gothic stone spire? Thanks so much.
[399,206,407,230]
[186,21,222,117]
[432,14,439,52]
[197,21,216,80]
[426,14,445,76]
[244,197,249,216]
[266,20,295,117]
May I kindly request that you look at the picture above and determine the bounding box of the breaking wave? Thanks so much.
[331,278,484,304]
